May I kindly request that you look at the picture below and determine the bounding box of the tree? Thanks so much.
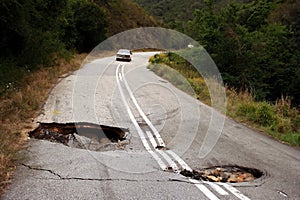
[74,1,107,52]
[185,0,300,105]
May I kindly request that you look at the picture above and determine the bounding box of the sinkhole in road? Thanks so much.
[29,122,129,151]
[180,165,263,183]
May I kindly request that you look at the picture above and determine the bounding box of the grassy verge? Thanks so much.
[148,52,300,147]
[0,54,86,196]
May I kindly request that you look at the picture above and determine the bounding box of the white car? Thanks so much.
[116,49,132,62]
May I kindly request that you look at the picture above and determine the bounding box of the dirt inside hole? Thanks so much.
[29,122,129,151]
[180,165,263,183]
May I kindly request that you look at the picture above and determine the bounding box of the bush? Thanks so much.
[0,59,26,96]
[237,102,258,122]
[148,52,300,146]
[255,102,275,127]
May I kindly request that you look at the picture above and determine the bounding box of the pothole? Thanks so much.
[156,146,168,150]
[29,122,129,151]
[180,165,263,183]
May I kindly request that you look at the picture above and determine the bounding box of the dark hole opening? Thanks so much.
[180,165,263,183]
[29,122,128,149]
[156,146,167,150]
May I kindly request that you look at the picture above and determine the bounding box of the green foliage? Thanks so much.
[0,0,73,92]
[185,0,300,105]
[149,52,300,146]
[0,0,157,94]
[240,101,276,127]
[74,1,107,52]
[133,0,203,30]
[256,102,275,126]
[0,59,24,94]
[149,52,211,104]
[237,102,258,122]
[135,0,300,106]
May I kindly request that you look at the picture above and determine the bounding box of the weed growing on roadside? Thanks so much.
[0,54,86,196]
[148,52,300,146]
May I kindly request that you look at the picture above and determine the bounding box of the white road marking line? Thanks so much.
[140,136,152,151]
[166,149,228,196]
[121,65,165,147]
[166,150,228,196]
[116,64,166,170]
[119,65,217,198]
[204,182,229,196]
[148,150,168,170]
[219,183,251,200]
[277,191,288,198]
[118,64,251,200]
[156,149,179,172]
[121,62,179,171]
[145,131,158,148]
[146,131,179,172]
[118,73,122,81]
[165,150,192,172]
[189,179,220,200]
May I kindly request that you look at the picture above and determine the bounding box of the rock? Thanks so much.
[180,166,262,183]
[203,170,211,176]
[100,137,111,144]
[236,176,244,182]
[207,175,222,182]
[67,133,91,149]
[228,174,238,183]
[220,172,230,182]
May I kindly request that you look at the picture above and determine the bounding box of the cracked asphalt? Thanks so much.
[3,52,300,200]
[21,162,191,185]
[6,139,203,200]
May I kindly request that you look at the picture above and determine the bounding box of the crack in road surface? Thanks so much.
[22,163,192,184]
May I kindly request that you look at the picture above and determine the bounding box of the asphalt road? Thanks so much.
[3,52,300,200]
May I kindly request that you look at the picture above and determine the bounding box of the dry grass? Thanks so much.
[0,53,86,196]
[226,89,300,146]
[149,52,300,147]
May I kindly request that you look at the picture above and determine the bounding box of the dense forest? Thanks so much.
[135,0,300,106]
[187,0,300,105]
[1,0,299,104]
[0,0,157,95]
[133,0,252,30]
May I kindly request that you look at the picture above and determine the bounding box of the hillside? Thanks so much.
[133,0,251,30]
[134,0,300,106]
[0,0,157,94]
[104,0,158,35]
[133,0,204,29]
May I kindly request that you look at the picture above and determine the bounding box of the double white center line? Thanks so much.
[115,64,250,200]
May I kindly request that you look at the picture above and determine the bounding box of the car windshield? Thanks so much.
[118,49,131,54]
